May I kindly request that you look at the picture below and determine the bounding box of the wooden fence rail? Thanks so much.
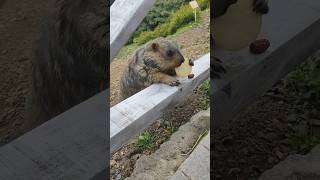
[110,0,156,61]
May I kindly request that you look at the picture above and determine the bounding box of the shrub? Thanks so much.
[198,0,210,10]
[126,0,190,44]
[134,4,194,44]
[133,0,210,45]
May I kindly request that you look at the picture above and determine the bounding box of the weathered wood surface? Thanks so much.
[212,0,320,127]
[0,90,108,180]
[110,0,156,61]
[110,53,210,154]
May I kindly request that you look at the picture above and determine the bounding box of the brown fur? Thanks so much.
[119,37,185,100]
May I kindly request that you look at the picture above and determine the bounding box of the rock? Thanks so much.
[131,154,141,161]
[111,160,117,167]
[259,145,320,180]
[126,109,210,180]
[116,174,122,180]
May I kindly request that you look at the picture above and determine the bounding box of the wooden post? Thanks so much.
[190,0,199,22]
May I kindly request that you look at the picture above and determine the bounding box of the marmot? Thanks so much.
[24,0,108,128]
[211,0,269,78]
[120,37,185,100]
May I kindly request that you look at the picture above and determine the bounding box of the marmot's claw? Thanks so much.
[169,79,180,86]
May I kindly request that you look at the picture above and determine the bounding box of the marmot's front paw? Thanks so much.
[163,76,180,86]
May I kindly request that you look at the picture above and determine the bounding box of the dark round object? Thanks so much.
[250,39,270,54]
[188,74,195,79]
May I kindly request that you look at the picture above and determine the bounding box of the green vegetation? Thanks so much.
[289,134,320,154]
[127,0,190,44]
[136,131,154,151]
[134,0,209,45]
[284,50,320,154]
[115,7,208,59]
[282,51,320,108]
[198,79,210,110]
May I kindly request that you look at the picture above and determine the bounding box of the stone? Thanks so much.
[259,145,320,180]
[126,109,210,180]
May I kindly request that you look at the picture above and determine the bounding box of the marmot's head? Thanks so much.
[144,37,185,71]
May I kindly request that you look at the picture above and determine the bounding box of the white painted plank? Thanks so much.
[110,53,210,154]
[0,90,108,180]
[110,0,156,61]
[212,0,320,127]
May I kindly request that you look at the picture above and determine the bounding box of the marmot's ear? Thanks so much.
[151,43,158,51]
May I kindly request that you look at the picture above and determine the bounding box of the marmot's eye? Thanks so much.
[166,50,174,57]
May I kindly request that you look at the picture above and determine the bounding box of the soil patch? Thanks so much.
[0,0,49,145]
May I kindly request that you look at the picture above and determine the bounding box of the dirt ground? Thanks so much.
[0,0,49,145]
[212,50,320,179]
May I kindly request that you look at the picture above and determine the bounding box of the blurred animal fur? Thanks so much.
[25,0,108,128]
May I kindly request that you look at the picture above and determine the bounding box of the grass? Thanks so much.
[198,79,210,110]
[136,131,154,151]
[288,133,320,154]
[283,50,320,154]
[282,50,320,108]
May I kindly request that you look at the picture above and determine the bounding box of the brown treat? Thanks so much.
[188,74,194,79]
[250,39,270,54]
[189,59,194,66]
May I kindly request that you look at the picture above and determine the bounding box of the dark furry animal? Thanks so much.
[211,0,269,78]
[25,0,108,127]
[120,37,185,100]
